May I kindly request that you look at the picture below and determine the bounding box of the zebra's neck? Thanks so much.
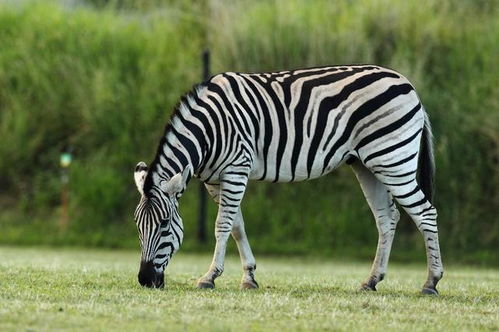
[143,90,209,196]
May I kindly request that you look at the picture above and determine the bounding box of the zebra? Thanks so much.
[133,64,444,295]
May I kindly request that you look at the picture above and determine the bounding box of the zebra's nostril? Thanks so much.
[155,274,165,289]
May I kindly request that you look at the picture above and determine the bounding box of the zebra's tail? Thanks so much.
[418,109,436,204]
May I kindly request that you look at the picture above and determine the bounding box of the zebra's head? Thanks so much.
[133,161,189,288]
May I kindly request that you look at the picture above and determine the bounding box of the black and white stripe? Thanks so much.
[133,65,443,293]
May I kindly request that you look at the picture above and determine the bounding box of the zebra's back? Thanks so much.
[198,65,424,183]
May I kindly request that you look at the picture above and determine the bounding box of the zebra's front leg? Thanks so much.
[196,228,230,289]
[197,176,249,289]
[351,162,400,291]
[232,209,258,289]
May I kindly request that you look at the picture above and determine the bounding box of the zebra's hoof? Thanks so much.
[360,283,377,291]
[196,280,215,289]
[241,280,259,290]
[421,287,439,295]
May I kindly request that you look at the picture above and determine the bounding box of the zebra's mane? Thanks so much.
[142,82,208,197]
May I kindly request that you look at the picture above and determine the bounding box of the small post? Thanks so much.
[202,49,210,83]
[59,145,72,231]
[198,49,210,244]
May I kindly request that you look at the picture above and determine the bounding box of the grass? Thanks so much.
[0,247,497,331]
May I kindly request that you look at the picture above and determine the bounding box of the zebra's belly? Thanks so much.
[248,148,348,182]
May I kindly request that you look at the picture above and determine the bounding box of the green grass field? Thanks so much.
[0,247,497,331]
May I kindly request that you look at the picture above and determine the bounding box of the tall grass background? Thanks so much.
[0,0,497,263]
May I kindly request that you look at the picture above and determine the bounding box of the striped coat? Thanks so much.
[133,65,443,294]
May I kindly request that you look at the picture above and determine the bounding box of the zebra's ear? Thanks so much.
[162,166,191,195]
[134,162,148,196]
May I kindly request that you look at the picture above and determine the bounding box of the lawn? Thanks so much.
[0,247,497,331]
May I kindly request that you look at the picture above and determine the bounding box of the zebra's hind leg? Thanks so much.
[376,175,444,295]
[351,161,400,291]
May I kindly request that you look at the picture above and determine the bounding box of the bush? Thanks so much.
[0,0,497,263]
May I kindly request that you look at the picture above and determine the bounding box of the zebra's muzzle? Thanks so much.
[138,260,164,288]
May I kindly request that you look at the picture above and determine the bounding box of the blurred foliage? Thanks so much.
[0,0,497,264]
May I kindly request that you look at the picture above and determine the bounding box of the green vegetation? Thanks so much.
[0,0,497,262]
[0,247,498,331]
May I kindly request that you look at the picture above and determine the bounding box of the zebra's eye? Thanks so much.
[160,218,168,228]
